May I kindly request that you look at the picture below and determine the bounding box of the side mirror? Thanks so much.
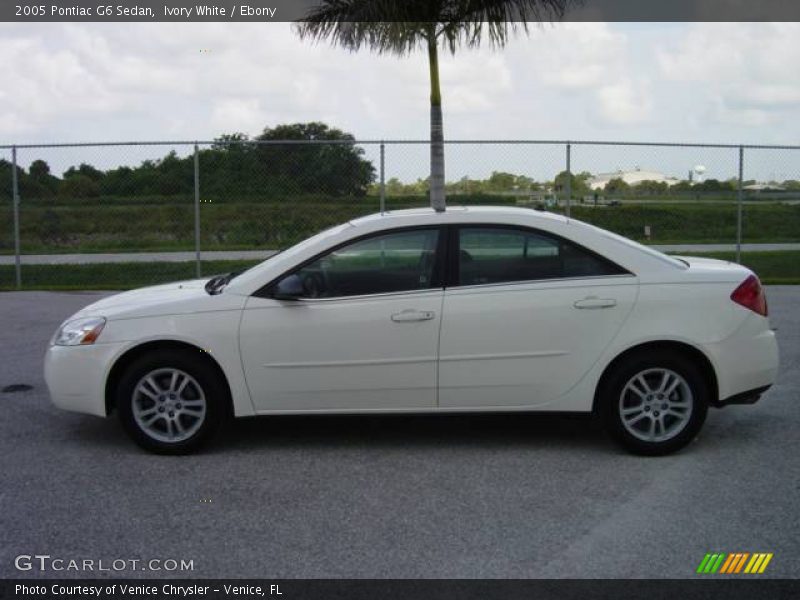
[272,274,305,300]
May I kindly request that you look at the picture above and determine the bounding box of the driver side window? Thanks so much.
[290,229,441,299]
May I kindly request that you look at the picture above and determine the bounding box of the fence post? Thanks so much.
[193,144,201,278]
[736,146,744,264]
[379,141,386,214]
[11,146,21,289]
[565,143,572,218]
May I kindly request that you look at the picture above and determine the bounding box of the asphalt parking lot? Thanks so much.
[0,288,798,579]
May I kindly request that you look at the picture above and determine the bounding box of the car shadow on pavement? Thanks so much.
[63,410,614,455]
[214,412,612,453]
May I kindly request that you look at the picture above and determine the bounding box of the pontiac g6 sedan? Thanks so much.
[45,207,779,455]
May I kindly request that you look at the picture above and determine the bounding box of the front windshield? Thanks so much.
[216,221,355,293]
[265,222,354,265]
[205,222,351,296]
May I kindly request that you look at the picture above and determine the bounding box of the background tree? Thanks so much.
[212,132,251,151]
[24,159,59,197]
[29,160,51,181]
[604,177,630,196]
[486,171,517,191]
[695,178,735,193]
[669,180,693,193]
[33,122,374,200]
[633,180,669,196]
[554,170,590,198]
[59,174,100,198]
[0,159,21,200]
[296,0,574,212]
[64,163,104,182]
[253,122,375,196]
[385,177,405,195]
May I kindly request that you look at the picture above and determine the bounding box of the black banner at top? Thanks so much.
[3,0,800,23]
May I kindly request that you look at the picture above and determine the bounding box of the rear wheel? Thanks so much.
[600,352,708,455]
[116,350,227,454]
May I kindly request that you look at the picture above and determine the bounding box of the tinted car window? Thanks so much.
[291,229,440,298]
[458,227,625,286]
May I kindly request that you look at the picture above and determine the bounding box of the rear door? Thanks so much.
[438,225,638,409]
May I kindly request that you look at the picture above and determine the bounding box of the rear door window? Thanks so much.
[457,226,626,286]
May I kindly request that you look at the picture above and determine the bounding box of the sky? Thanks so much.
[1,22,799,182]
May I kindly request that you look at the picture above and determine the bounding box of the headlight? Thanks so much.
[53,317,106,346]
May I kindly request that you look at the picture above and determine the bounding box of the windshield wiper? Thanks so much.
[204,271,241,295]
[204,251,280,295]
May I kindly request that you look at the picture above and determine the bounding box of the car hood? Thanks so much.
[71,279,246,320]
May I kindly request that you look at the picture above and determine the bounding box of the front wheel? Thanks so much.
[116,350,226,454]
[600,352,709,455]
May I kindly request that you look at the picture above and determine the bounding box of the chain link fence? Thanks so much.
[2,140,799,289]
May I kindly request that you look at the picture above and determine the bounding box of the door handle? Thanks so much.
[573,297,617,309]
[391,309,436,322]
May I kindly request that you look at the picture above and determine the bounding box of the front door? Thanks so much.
[240,227,444,412]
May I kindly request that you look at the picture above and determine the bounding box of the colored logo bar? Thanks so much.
[696,552,773,574]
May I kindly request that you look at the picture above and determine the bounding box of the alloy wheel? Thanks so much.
[131,368,207,443]
[618,367,694,443]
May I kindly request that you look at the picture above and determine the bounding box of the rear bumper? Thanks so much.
[712,384,772,408]
[703,320,779,404]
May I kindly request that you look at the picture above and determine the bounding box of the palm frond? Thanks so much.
[295,1,433,54]
[438,0,580,52]
[295,0,581,55]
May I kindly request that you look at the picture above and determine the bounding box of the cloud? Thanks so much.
[509,22,653,126]
[210,98,270,134]
[440,53,513,113]
[597,80,653,124]
[657,23,800,125]
[530,22,628,89]
[0,22,797,147]
[0,34,129,134]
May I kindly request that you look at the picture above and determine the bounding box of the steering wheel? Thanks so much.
[301,272,326,298]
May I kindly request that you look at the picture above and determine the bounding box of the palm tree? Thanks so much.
[295,0,574,212]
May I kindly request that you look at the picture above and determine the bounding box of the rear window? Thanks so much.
[570,219,687,270]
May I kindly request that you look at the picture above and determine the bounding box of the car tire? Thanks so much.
[600,351,709,456]
[116,349,228,454]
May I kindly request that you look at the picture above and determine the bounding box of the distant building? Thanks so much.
[743,183,786,192]
[587,167,679,191]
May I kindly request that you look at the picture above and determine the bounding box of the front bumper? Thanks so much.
[44,342,125,417]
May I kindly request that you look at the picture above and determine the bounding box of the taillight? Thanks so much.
[731,274,768,316]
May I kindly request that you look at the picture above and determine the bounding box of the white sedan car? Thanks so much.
[45,207,778,455]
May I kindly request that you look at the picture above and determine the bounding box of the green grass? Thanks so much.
[0,260,260,291]
[1,199,798,255]
[2,251,798,291]
[564,203,800,244]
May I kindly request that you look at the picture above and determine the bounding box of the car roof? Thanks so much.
[349,205,570,227]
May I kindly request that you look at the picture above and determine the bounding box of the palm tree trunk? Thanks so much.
[427,36,446,212]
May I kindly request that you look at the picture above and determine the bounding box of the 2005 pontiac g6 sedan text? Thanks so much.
[45,207,779,455]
